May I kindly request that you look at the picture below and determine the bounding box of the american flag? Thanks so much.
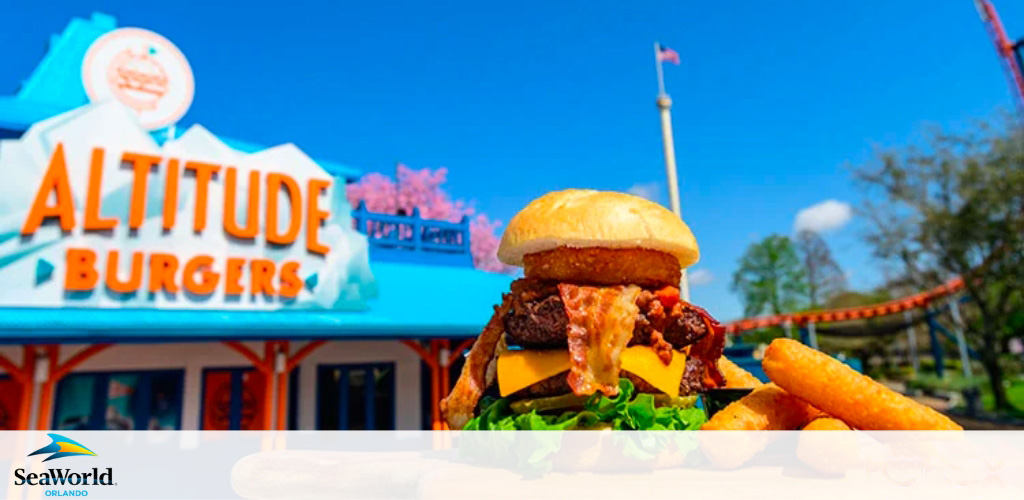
[657,44,680,65]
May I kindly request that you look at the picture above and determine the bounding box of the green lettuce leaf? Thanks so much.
[463,378,706,431]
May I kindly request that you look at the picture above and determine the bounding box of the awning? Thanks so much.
[0,262,515,344]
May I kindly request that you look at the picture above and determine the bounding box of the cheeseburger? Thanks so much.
[442,189,725,430]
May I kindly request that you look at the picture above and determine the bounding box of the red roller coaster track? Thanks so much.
[975,0,1024,117]
[723,276,964,334]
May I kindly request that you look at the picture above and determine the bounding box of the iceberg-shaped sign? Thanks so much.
[0,101,376,310]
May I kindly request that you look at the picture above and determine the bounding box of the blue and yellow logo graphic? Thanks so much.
[28,434,96,462]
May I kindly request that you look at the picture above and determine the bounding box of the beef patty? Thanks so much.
[503,278,709,349]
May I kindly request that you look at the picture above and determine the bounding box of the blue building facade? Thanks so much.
[0,14,512,431]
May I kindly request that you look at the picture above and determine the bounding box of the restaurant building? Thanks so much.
[0,13,512,431]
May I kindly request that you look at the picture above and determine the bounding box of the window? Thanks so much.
[317,363,395,430]
[53,370,184,430]
[200,368,300,430]
[200,368,265,430]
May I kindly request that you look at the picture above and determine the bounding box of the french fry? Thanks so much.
[762,339,962,431]
[802,417,851,431]
[718,356,764,389]
[700,383,819,469]
[701,383,819,431]
[797,417,858,475]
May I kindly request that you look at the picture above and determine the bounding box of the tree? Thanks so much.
[796,230,847,308]
[731,234,808,317]
[853,120,1024,411]
[346,164,514,273]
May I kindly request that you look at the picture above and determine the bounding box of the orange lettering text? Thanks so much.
[278,261,302,298]
[148,253,180,293]
[123,151,162,230]
[223,167,259,239]
[105,250,143,293]
[22,143,76,234]
[64,248,98,291]
[163,159,180,231]
[266,173,301,245]
[225,257,246,295]
[183,255,219,295]
[184,161,220,232]
[306,179,331,254]
[84,148,117,231]
[250,258,276,296]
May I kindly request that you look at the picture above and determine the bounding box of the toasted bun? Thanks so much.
[498,189,699,268]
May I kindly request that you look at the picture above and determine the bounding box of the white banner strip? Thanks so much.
[1,431,1022,499]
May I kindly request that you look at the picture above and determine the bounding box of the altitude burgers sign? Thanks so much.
[19,144,331,299]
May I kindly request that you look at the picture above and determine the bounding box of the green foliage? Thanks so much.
[463,379,706,431]
[853,120,1024,410]
[978,378,1024,419]
[731,234,808,317]
[905,373,986,393]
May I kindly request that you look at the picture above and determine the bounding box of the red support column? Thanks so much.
[34,344,112,430]
[261,342,276,430]
[15,347,36,430]
[223,341,273,429]
[275,341,290,431]
[223,340,328,431]
[34,346,60,431]
[0,347,34,430]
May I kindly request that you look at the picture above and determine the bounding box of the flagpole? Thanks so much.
[654,43,690,302]
[654,42,666,96]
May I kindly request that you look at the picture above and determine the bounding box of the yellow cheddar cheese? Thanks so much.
[497,350,571,397]
[496,346,686,398]
[620,346,687,398]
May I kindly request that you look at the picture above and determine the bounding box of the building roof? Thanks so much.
[0,263,514,343]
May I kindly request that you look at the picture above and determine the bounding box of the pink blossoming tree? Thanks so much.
[346,165,514,273]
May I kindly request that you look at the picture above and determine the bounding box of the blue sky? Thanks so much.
[2,1,1021,321]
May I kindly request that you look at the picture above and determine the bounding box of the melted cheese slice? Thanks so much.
[497,346,686,398]
[498,350,571,397]
[620,346,687,398]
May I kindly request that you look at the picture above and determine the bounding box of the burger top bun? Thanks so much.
[497,189,699,268]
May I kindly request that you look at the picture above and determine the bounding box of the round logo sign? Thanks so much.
[82,28,194,130]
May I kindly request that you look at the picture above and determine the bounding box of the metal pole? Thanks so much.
[783,319,793,339]
[655,93,689,301]
[904,310,920,374]
[807,321,819,350]
[654,42,666,96]
[926,311,945,378]
[948,298,974,380]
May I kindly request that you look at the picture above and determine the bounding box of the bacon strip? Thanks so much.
[441,294,512,430]
[559,284,642,397]
[686,302,727,388]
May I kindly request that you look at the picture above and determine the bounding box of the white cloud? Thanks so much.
[626,182,666,206]
[688,269,714,286]
[794,200,852,234]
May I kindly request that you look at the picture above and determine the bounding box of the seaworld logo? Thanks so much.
[13,434,115,491]
[29,434,97,462]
